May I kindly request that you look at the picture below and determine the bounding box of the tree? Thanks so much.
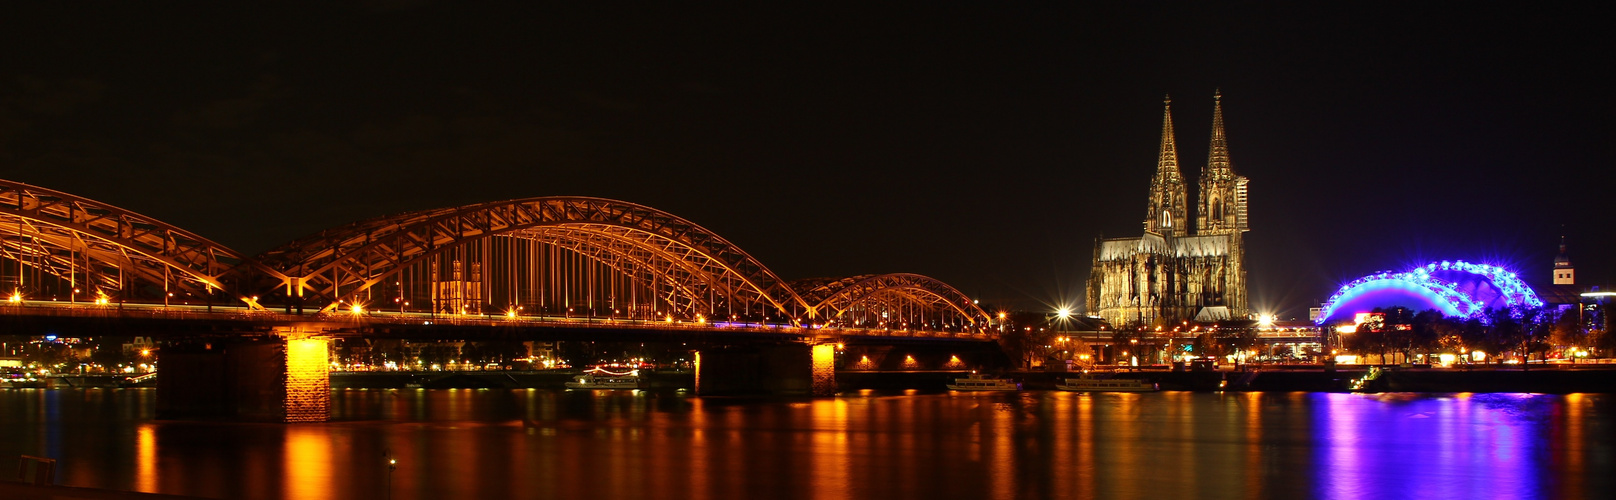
[1407,309,1446,362]
[992,310,1057,368]
[1549,307,1587,354]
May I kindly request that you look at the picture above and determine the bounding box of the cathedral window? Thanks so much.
[1212,199,1223,220]
[1162,210,1172,228]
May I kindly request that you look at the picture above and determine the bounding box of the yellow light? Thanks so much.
[349,304,364,315]
[1336,325,1357,334]
[1056,308,1071,319]
[7,292,21,303]
[285,337,331,422]
[506,309,518,319]
[811,344,835,395]
[141,349,151,357]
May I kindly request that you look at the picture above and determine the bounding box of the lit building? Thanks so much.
[1314,260,1543,325]
[1088,92,1249,326]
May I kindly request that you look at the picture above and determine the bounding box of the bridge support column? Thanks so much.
[695,343,831,396]
[811,343,837,397]
[156,333,330,422]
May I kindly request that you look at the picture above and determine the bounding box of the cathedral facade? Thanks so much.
[1087,92,1250,327]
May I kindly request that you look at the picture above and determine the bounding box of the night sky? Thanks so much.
[3,3,1612,319]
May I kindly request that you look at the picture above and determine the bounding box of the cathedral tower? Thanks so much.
[1144,96,1189,237]
[1090,92,1252,327]
[1197,90,1249,236]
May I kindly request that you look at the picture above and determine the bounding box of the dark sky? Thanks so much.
[3,2,1612,319]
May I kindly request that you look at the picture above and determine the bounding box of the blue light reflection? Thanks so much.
[1314,393,1544,500]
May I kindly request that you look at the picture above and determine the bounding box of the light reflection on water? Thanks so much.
[0,388,1610,499]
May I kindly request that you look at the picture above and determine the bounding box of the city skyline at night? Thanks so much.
[3,3,1611,320]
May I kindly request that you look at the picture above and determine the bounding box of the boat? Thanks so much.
[947,373,1020,391]
[1055,373,1158,392]
[1,371,47,389]
[564,368,644,390]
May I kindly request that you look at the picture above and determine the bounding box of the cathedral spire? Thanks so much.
[1157,95,1181,180]
[1145,95,1188,236]
[1206,89,1231,173]
[1197,89,1249,235]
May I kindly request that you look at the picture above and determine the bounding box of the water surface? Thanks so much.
[1,388,1609,499]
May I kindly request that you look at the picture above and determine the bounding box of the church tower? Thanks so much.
[1144,96,1189,237]
[1197,90,1250,236]
[1554,235,1575,285]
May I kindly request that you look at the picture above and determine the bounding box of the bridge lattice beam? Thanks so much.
[794,273,991,326]
[0,179,260,305]
[251,197,809,317]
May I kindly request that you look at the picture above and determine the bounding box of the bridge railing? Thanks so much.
[0,301,994,339]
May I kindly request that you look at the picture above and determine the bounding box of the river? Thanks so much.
[1,388,1610,499]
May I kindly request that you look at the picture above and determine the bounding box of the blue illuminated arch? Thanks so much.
[1315,260,1543,324]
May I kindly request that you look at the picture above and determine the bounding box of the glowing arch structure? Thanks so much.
[1315,260,1544,324]
[0,179,250,304]
[250,197,812,317]
[791,273,992,328]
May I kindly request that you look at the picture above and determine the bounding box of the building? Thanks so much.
[1088,92,1250,327]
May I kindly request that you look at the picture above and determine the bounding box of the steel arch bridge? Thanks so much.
[792,274,990,329]
[245,196,993,332]
[0,179,248,305]
[0,180,992,336]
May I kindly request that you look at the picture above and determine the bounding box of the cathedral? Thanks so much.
[1087,92,1250,327]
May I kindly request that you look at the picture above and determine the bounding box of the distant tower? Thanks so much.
[1197,89,1250,236]
[1554,235,1575,285]
[1144,96,1189,237]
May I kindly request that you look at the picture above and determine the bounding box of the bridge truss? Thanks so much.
[0,179,992,337]
[249,197,807,321]
[0,179,250,305]
[250,197,992,333]
[793,274,990,330]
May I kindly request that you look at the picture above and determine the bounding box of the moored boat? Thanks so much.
[564,367,644,390]
[1055,373,1158,392]
[947,372,1020,391]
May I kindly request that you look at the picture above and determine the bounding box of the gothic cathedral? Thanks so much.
[1087,92,1250,327]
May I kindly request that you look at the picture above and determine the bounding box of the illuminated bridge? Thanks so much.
[0,179,996,420]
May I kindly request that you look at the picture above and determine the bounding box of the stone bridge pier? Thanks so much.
[694,341,838,397]
[156,328,331,422]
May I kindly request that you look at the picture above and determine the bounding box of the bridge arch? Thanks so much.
[0,179,251,305]
[792,273,991,330]
[1315,260,1544,324]
[250,197,811,320]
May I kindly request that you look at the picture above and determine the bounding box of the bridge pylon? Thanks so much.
[155,328,332,422]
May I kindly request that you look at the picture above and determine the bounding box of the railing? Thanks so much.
[0,301,994,340]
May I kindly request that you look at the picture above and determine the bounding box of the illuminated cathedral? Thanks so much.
[1087,92,1250,326]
